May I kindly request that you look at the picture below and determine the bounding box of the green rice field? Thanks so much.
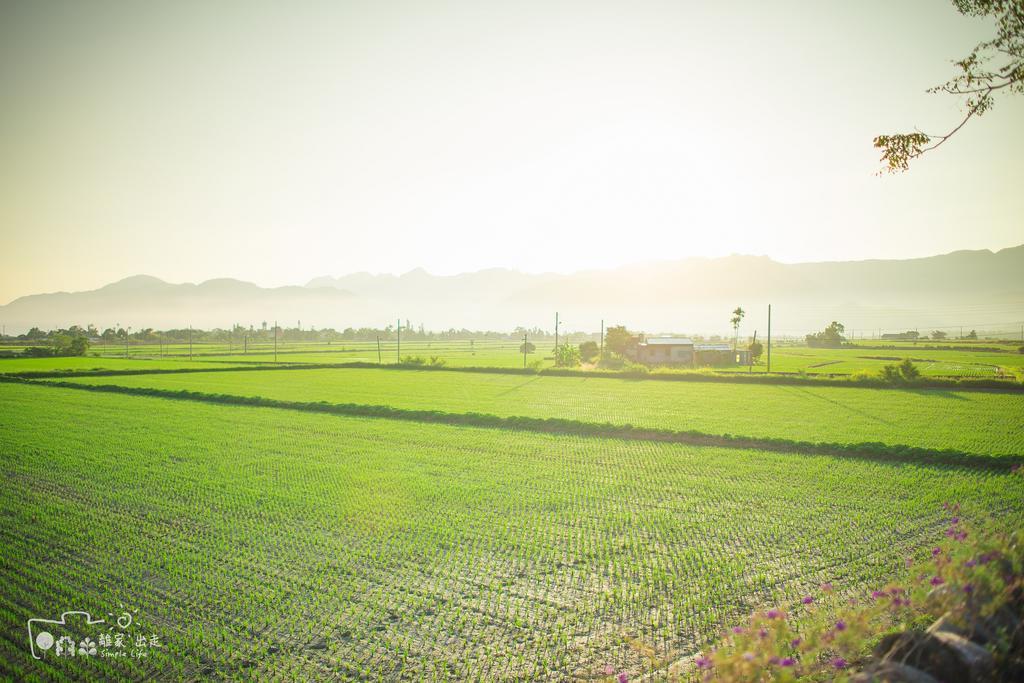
[88,339,548,368]
[718,344,1024,378]
[1,381,1021,680]
[3,335,1023,681]
[0,355,248,373]
[8,336,1024,378]
[46,366,1024,457]
[108,341,1024,377]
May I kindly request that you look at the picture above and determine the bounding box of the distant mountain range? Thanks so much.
[3,246,1023,336]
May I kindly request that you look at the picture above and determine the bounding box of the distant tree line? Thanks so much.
[0,323,598,346]
[0,326,91,357]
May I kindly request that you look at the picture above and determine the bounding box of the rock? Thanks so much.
[926,614,965,638]
[853,662,940,683]
[929,631,995,683]
[875,628,997,683]
[874,631,970,683]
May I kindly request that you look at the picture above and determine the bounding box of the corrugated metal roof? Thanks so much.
[643,337,694,346]
[694,343,732,351]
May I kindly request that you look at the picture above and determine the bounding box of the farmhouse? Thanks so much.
[881,331,919,341]
[631,337,750,366]
[634,337,695,365]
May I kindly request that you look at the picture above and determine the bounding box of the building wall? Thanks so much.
[638,345,693,365]
[670,346,694,363]
[638,346,752,366]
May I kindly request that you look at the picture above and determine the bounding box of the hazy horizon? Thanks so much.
[7,241,1024,300]
[3,1,1023,304]
[3,245,1021,337]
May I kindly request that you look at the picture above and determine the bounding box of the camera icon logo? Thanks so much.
[27,611,106,660]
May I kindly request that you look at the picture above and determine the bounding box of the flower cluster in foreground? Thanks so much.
[680,506,1023,682]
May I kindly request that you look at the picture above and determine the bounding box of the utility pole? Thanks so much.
[376,335,382,364]
[189,325,193,360]
[554,312,559,352]
[749,330,757,373]
[396,318,401,363]
[274,321,278,362]
[766,304,772,374]
[125,326,130,359]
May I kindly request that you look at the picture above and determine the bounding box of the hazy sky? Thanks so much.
[1,0,1021,303]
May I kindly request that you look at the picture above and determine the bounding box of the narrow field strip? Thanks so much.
[32,367,1024,458]
[4,358,1024,392]
[2,382,1022,680]
[14,377,1022,470]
